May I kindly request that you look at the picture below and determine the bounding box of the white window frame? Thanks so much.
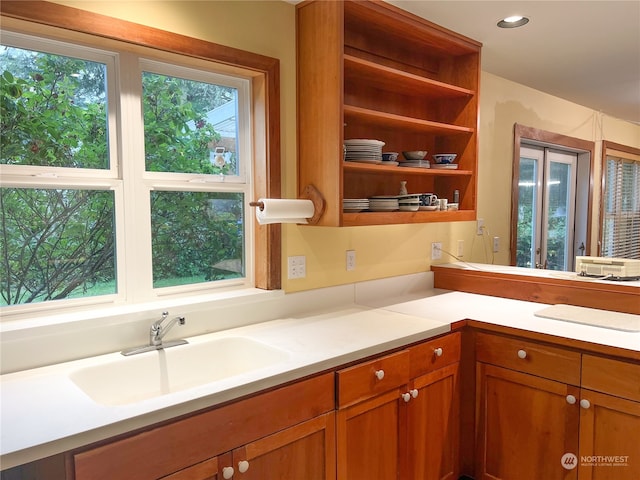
[517,145,578,270]
[1,29,258,317]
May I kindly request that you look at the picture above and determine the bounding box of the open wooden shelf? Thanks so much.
[297,0,481,227]
[343,54,475,100]
[343,209,476,226]
[344,160,473,177]
[344,105,475,136]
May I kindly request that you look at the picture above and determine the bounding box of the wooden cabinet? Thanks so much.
[475,363,580,480]
[296,0,481,226]
[230,412,336,480]
[474,330,640,480]
[157,413,336,480]
[406,332,461,480]
[336,349,410,479]
[475,332,582,480]
[578,355,640,480]
[336,333,461,479]
[160,455,228,480]
[406,362,460,480]
[72,373,335,480]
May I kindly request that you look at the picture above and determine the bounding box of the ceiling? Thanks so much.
[381,1,640,125]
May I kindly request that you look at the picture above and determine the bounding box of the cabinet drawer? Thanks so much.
[337,350,410,407]
[475,332,580,385]
[410,332,461,378]
[582,355,640,402]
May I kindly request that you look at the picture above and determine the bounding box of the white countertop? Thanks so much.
[0,304,451,468]
[2,272,639,469]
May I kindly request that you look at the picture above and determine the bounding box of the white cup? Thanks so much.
[439,198,448,211]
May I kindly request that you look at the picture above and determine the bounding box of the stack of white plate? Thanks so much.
[397,194,420,211]
[399,160,430,169]
[344,139,385,163]
[368,196,399,212]
[343,198,369,212]
[431,163,458,169]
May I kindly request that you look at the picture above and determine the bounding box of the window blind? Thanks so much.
[602,150,640,259]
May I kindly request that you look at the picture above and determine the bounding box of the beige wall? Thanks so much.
[479,72,640,262]
[52,1,640,293]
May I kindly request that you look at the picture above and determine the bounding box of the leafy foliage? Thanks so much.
[1,48,108,168]
[142,72,235,175]
[0,188,115,304]
[151,192,244,286]
[1,46,243,306]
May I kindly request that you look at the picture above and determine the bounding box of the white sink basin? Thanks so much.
[70,337,289,406]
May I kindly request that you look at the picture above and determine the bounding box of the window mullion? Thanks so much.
[118,52,155,302]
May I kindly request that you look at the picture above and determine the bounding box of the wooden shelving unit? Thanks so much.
[297,0,481,226]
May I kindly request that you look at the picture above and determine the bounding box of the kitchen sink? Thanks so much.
[70,337,290,406]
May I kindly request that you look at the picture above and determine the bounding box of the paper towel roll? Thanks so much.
[255,198,315,225]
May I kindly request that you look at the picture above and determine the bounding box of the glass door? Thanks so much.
[517,146,577,271]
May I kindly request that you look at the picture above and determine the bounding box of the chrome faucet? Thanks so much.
[121,311,188,356]
[150,311,186,346]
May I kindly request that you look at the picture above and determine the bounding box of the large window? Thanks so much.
[600,142,640,259]
[0,11,279,316]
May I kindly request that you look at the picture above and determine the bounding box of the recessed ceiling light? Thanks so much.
[497,15,530,28]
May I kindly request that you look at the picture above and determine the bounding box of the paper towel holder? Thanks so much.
[250,184,325,225]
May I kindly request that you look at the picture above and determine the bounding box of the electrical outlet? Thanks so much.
[477,218,485,236]
[493,236,500,253]
[346,250,356,271]
[287,255,306,279]
[457,239,464,257]
[431,242,442,260]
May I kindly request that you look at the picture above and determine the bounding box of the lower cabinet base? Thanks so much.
[6,328,638,480]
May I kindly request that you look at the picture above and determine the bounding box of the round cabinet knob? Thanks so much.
[238,460,250,473]
[410,389,419,398]
[402,392,411,402]
[222,466,235,479]
[375,369,385,380]
[434,347,443,357]
[517,349,527,359]
[238,460,249,473]
[566,395,577,405]
[580,399,591,409]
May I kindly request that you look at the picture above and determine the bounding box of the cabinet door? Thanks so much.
[231,412,336,480]
[578,389,640,480]
[160,454,231,480]
[405,362,459,480]
[337,388,405,480]
[475,363,579,480]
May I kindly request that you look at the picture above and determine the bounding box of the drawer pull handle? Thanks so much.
[580,399,591,409]
[222,467,234,479]
[566,395,577,404]
[375,369,385,380]
[238,460,250,473]
[410,388,419,398]
[517,349,527,359]
[402,392,411,402]
[434,347,443,357]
